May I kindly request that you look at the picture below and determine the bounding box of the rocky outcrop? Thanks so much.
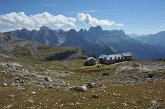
[44,50,77,61]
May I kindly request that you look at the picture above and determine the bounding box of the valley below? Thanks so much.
[0,58,165,109]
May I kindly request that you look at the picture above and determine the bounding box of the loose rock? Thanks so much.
[72,85,88,92]
[91,94,99,99]
[44,77,53,82]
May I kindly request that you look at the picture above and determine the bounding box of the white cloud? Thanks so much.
[77,13,124,27]
[0,12,124,32]
[116,23,124,27]
[0,12,76,31]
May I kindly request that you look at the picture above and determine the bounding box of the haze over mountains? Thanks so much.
[4,26,165,60]
[133,31,165,48]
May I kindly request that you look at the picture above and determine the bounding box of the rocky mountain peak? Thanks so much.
[67,29,77,36]
[21,28,30,33]
[39,26,50,32]
[89,26,102,32]
[107,29,127,37]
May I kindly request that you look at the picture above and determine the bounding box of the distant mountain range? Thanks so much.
[132,31,165,48]
[4,26,165,60]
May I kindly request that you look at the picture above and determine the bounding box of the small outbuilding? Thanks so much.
[84,57,96,66]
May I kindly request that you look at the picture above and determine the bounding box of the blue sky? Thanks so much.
[0,0,165,34]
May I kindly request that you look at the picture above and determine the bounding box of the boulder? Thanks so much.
[85,82,96,88]
[91,94,99,99]
[102,72,109,76]
[149,100,161,109]
[147,72,154,78]
[72,85,87,92]
[44,77,53,82]
[108,93,121,97]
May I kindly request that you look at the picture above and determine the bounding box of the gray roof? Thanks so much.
[107,54,122,60]
[86,57,96,61]
[99,54,123,60]
[99,52,132,61]
[98,55,106,59]
[121,52,132,57]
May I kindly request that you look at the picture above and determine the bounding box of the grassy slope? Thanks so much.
[0,81,164,109]
[1,44,87,61]
[0,33,88,61]
[0,59,165,108]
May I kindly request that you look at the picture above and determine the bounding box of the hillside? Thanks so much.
[0,58,165,109]
[0,33,88,61]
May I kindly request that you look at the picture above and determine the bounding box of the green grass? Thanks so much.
[37,45,78,56]
[0,80,164,109]
[0,42,86,61]
[1,57,165,109]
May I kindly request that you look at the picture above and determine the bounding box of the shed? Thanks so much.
[84,57,96,66]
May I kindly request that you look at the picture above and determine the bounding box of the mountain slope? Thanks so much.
[0,33,88,61]
[134,31,165,48]
[5,26,60,45]
[97,35,163,60]
[61,29,89,47]
[61,29,115,56]
[78,26,165,60]
[0,32,40,58]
